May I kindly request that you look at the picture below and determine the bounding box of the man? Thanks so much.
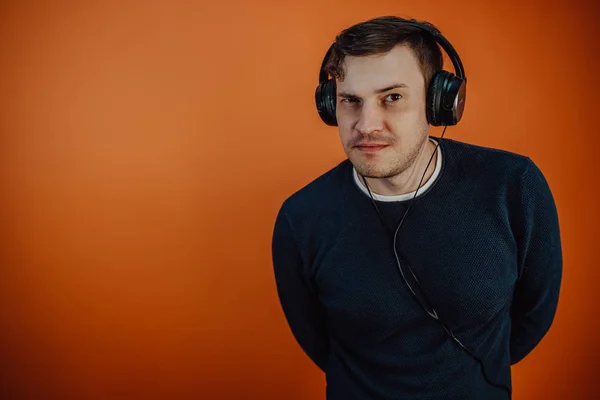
[271,15,562,400]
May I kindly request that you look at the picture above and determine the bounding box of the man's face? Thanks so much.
[335,44,430,179]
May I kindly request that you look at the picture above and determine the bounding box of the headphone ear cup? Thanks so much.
[315,79,338,126]
[426,71,447,126]
[426,70,466,126]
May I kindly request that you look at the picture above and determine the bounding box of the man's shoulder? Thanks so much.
[442,137,534,177]
[278,159,352,217]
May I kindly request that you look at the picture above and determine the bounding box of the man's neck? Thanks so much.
[362,138,438,196]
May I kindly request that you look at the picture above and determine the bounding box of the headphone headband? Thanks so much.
[401,20,465,79]
[318,20,466,83]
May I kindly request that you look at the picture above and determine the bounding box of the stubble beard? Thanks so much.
[351,127,430,179]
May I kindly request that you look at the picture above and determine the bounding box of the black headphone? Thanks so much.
[315,19,467,127]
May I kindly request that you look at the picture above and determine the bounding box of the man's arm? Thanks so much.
[271,204,329,372]
[510,159,563,365]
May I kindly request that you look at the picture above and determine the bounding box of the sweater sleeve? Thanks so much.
[271,204,329,372]
[510,159,563,365]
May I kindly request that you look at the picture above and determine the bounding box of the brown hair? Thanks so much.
[323,16,444,90]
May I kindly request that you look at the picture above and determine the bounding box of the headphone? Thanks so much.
[315,19,467,127]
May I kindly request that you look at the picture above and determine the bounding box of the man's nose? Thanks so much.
[355,103,384,135]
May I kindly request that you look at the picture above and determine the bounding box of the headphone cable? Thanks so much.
[360,128,512,398]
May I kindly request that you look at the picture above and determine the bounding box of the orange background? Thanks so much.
[0,0,598,399]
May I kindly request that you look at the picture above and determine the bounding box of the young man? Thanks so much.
[271,16,562,400]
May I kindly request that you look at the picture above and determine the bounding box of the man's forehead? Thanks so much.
[336,70,422,96]
[337,82,410,98]
[336,46,424,92]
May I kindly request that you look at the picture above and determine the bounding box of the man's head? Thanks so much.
[323,16,443,179]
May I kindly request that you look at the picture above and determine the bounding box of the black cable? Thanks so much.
[360,129,512,398]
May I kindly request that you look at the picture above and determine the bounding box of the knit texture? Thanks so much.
[271,137,562,400]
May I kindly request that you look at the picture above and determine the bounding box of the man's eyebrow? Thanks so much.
[338,83,409,98]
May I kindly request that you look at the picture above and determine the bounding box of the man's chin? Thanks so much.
[351,162,393,179]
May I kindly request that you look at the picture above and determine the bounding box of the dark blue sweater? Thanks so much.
[271,137,562,399]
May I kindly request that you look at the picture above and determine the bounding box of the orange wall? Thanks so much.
[0,1,598,399]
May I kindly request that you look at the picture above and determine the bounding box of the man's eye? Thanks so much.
[341,97,358,103]
[386,93,402,102]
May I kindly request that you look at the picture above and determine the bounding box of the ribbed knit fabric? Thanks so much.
[271,137,562,400]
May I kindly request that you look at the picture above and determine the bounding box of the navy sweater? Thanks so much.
[271,137,562,399]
